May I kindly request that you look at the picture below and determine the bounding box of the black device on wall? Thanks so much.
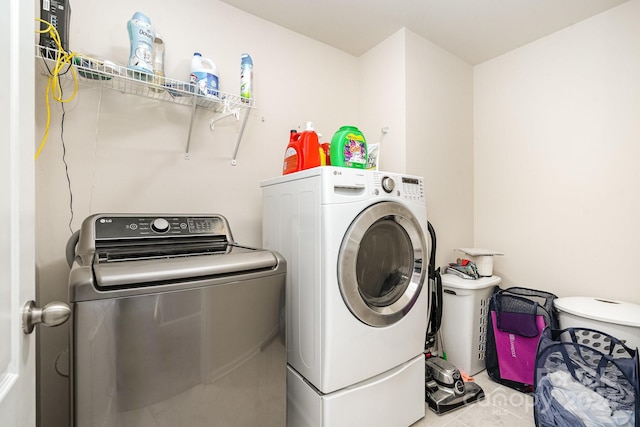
[39,0,71,55]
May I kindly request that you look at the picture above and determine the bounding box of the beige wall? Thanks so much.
[359,28,475,270]
[474,0,640,303]
[358,28,407,173]
[405,29,474,269]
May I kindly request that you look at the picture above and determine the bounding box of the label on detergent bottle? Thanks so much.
[282,147,299,174]
[190,53,219,97]
[343,132,367,167]
[190,71,218,97]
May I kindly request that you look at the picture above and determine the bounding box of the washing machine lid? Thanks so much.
[554,297,640,328]
[91,246,278,288]
[69,214,283,300]
[338,201,426,327]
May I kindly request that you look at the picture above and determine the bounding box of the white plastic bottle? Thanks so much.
[127,12,155,80]
[149,33,165,92]
[190,53,219,97]
[240,53,253,103]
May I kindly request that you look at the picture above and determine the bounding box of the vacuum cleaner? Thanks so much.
[425,356,485,414]
[424,222,485,415]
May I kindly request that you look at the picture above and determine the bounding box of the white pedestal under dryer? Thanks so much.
[261,167,429,427]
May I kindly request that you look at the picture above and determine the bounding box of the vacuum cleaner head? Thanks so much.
[425,357,485,415]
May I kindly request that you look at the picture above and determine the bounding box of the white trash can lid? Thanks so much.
[554,297,640,328]
[440,273,501,290]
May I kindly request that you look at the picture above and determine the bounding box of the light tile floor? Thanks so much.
[411,370,535,427]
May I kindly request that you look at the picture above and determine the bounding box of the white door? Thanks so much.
[0,0,37,425]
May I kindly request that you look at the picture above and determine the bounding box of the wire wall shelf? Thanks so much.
[35,44,254,163]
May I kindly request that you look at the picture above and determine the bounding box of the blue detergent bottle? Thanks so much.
[127,12,155,80]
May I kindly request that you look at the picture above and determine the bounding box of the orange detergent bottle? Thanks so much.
[282,122,322,175]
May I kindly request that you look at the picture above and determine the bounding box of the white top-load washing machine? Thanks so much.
[262,167,429,427]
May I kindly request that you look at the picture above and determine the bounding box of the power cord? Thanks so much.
[35,18,79,160]
[59,88,74,233]
[36,19,76,231]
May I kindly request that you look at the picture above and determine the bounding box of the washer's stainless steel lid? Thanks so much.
[69,214,284,302]
[91,246,278,288]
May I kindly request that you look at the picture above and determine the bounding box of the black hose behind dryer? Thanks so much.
[425,221,442,351]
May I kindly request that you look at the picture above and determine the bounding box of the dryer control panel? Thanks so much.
[372,172,425,203]
[399,176,424,202]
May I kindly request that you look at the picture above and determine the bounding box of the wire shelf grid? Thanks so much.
[34,44,255,111]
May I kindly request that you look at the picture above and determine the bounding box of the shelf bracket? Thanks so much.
[209,109,240,131]
[184,96,198,160]
[231,108,251,166]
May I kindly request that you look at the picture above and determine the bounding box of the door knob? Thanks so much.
[22,300,71,335]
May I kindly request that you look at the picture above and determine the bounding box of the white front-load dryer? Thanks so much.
[262,167,429,427]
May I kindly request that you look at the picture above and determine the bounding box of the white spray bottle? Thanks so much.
[240,53,253,103]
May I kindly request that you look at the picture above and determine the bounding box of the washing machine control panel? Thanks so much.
[93,215,230,239]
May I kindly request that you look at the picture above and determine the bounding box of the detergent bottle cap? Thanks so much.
[132,12,151,24]
[241,53,253,66]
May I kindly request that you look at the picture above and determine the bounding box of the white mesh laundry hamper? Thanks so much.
[439,274,502,376]
[534,327,639,427]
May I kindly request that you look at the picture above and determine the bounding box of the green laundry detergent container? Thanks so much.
[330,126,367,169]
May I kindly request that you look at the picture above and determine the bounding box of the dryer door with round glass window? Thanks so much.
[338,201,426,327]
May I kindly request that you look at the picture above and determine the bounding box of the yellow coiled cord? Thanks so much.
[34,18,79,160]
